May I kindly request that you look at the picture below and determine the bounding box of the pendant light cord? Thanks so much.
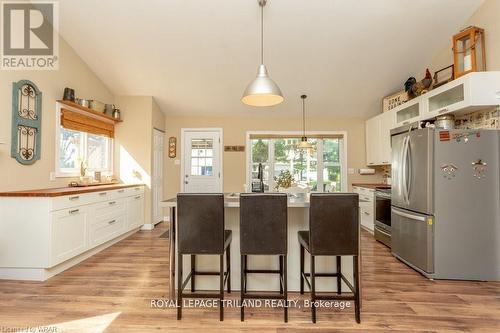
[260,3,264,64]
[302,97,306,136]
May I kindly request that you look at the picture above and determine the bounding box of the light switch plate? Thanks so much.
[49,172,56,181]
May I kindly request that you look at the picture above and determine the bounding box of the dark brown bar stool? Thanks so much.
[298,193,360,323]
[176,193,231,321]
[239,193,288,322]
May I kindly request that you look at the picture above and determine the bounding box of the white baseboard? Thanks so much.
[141,223,154,231]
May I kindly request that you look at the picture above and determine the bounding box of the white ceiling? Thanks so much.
[58,0,483,118]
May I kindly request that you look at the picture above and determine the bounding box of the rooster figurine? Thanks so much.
[404,69,433,97]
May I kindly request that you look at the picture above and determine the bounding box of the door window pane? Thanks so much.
[250,139,270,190]
[322,139,342,192]
[191,139,213,176]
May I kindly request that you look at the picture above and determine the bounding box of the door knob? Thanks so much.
[184,181,188,184]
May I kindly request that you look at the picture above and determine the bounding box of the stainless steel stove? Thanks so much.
[374,187,391,248]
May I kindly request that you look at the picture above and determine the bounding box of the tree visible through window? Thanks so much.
[249,136,344,192]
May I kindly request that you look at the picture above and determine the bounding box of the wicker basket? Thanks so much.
[383,91,409,112]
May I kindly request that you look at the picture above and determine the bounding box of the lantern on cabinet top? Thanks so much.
[452,26,486,79]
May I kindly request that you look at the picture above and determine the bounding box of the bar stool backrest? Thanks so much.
[177,193,225,254]
[309,193,359,256]
[240,193,288,255]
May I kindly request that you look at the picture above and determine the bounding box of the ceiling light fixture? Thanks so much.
[298,95,312,150]
[241,0,283,107]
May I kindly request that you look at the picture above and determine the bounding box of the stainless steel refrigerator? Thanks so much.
[391,125,500,281]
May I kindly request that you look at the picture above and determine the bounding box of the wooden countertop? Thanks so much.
[0,183,144,197]
[352,183,391,189]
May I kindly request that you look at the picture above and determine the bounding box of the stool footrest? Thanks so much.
[245,269,280,274]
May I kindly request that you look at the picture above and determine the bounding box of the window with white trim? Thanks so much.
[57,127,113,176]
[249,135,345,192]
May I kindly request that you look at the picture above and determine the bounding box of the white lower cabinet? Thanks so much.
[353,186,375,232]
[51,208,88,266]
[0,185,144,281]
[127,194,144,229]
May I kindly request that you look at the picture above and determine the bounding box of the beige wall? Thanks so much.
[430,0,500,72]
[0,38,113,192]
[164,115,383,199]
[114,96,165,225]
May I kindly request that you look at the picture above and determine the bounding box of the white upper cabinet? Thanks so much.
[365,116,379,166]
[394,98,423,127]
[424,71,500,119]
[365,110,395,166]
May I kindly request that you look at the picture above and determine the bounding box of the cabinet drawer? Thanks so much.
[93,198,126,219]
[125,186,144,196]
[51,193,94,211]
[89,214,126,247]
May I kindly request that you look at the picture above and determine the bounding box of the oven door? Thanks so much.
[375,194,391,229]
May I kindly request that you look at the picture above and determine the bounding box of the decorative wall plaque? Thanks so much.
[224,145,245,152]
[11,80,42,165]
[168,137,177,158]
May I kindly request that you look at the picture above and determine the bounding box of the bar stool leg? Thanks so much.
[226,245,231,293]
[354,255,361,324]
[219,254,224,321]
[191,255,196,292]
[240,255,245,322]
[177,254,183,320]
[279,256,283,294]
[311,255,316,323]
[283,255,288,323]
[336,256,341,294]
[300,244,304,295]
[244,255,248,293]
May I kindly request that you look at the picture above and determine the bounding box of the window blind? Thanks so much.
[60,109,115,138]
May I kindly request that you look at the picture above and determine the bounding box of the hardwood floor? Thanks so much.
[0,223,499,332]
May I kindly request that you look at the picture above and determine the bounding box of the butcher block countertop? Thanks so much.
[352,183,391,189]
[0,183,144,197]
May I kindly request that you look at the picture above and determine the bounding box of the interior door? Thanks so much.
[152,129,164,224]
[182,130,222,193]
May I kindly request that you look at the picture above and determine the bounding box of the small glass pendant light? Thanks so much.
[241,0,284,107]
[298,95,313,149]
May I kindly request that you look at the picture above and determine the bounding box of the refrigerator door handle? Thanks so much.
[401,136,409,204]
[391,207,426,222]
[406,136,412,203]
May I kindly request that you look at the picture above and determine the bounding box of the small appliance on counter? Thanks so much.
[251,163,265,192]
[391,124,500,281]
[374,187,391,248]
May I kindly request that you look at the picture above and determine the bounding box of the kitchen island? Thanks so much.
[161,193,364,298]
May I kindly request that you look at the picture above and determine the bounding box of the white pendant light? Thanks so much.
[298,95,313,150]
[242,0,283,107]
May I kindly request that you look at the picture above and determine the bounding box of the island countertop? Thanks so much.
[161,193,368,208]
[0,183,144,197]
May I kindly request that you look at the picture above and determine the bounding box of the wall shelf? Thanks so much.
[57,100,122,123]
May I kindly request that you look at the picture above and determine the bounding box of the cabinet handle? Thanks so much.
[69,196,80,201]
[438,108,448,114]
[364,211,370,215]
[382,161,389,164]
[118,190,125,193]
[99,192,107,196]
[134,195,141,199]
[108,219,117,225]
[134,187,140,191]
[403,121,409,125]
[108,201,116,205]
[69,209,79,214]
